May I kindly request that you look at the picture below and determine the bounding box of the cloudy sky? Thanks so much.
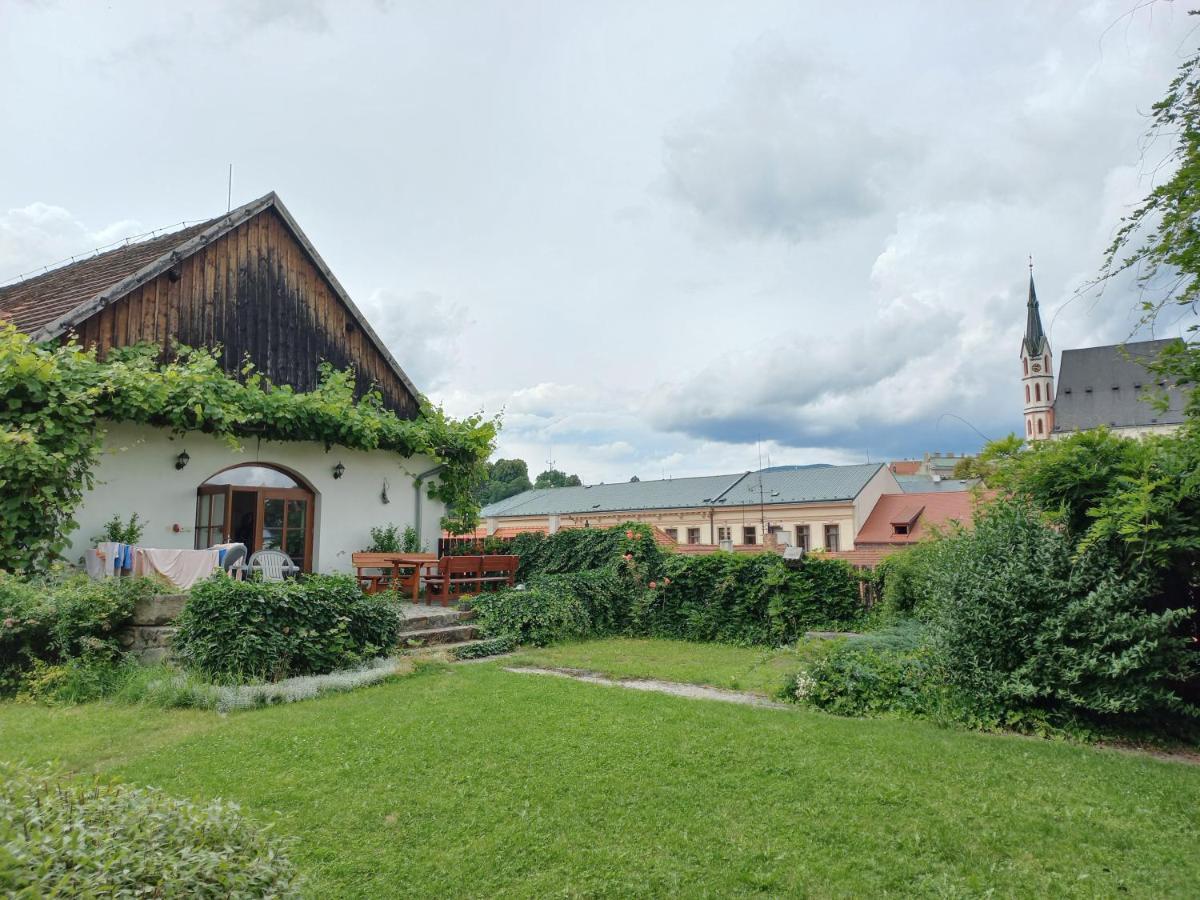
[2,1,1196,481]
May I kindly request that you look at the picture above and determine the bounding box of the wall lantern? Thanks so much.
[174,450,190,471]
[332,462,346,480]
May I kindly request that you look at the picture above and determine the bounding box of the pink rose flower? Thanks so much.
[626,530,634,539]
[648,581,657,589]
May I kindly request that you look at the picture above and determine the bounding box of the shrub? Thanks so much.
[0,764,299,896]
[93,512,145,545]
[450,636,517,660]
[633,553,863,645]
[16,654,140,705]
[919,500,1198,724]
[174,574,401,680]
[791,640,935,718]
[472,583,593,646]
[0,573,155,695]
[403,525,422,552]
[367,523,401,552]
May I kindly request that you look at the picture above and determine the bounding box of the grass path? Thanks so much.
[3,662,1200,897]
[507,637,809,697]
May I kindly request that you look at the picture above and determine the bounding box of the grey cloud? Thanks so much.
[662,40,910,241]
[360,289,468,392]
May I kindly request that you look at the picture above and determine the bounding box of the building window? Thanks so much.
[1034,383,1041,402]
[1037,418,1044,435]
[717,526,731,542]
[664,527,678,542]
[892,523,909,536]
[1025,385,1030,403]
[1027,419,1032,435]
[795,525,810,551]
[742,525,757,545]
[1023,358,1028,375]
[1043,354,1049,372]
[687,527,700,544]
[824,524,840,552]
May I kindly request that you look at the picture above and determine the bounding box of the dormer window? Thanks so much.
[892,523,909,536]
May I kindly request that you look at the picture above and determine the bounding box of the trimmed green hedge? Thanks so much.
[174,574,400,680]
[0,764,299,896]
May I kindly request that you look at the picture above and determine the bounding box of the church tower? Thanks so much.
[1020,265,1054,440]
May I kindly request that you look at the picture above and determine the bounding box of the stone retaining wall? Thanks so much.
[119,593,187,664]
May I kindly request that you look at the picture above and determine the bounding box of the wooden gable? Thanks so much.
[2,194,420,418]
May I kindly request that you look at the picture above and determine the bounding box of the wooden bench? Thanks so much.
[352,552,409,595]
[421,554,519,605]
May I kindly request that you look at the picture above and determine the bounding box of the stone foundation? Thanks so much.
[119,593,187,664]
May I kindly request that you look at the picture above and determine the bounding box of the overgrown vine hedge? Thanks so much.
[0,326,496,572]
[467,522,866,646]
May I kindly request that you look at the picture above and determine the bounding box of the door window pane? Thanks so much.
[210,494,225,527]
[287,500,307,530]
[285,527,305,561]
[264,498,284,529]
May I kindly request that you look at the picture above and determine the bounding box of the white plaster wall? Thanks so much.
[67,422,445,574]
[851,466,901,542]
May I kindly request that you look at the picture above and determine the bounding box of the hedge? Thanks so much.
[468,525,865,647]
[173,574,400,680]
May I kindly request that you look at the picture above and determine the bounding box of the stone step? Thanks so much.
[401,611,465,630]
[399,608,476,631]
[398,623,479,647]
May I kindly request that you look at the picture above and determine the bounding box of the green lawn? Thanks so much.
[508,637,810,696]
[3,660,1200,897]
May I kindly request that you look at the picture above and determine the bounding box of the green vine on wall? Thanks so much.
[0,325,497,573]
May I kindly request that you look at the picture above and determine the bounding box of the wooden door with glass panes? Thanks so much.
[258,488,314,572]
[195,484,232,549]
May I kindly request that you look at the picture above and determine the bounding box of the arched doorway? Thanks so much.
[195,464,316,572]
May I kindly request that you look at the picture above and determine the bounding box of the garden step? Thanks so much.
[400,611,469,630]
[398,623,479,647]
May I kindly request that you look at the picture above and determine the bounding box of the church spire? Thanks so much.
[1023,260,1047,357]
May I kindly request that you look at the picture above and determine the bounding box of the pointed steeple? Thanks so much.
[1023,262,1047,357]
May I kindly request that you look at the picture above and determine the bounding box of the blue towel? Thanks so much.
[217,548,227,566]
[118,543,134,572]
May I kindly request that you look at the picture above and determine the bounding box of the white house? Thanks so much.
[0,193,445,573]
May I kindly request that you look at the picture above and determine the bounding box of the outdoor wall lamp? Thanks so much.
[332,461,346,480]
[174,450,190,471]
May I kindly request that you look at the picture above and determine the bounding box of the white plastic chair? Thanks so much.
[245,549,299,582]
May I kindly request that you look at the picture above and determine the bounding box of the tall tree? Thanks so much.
[534,468,583,489]
[475,458,533,505]
[1098,41,1200,416]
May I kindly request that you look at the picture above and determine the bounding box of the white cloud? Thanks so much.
[0,203,141,283]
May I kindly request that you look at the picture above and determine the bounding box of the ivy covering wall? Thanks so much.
[0,326,496,573]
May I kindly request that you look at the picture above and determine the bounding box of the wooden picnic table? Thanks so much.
[379,553,438,602]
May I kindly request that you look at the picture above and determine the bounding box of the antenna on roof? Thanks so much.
[227,164,233,212]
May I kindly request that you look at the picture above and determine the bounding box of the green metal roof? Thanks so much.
[481,463,885,518]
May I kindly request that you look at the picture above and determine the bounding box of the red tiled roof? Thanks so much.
[0,219,218,335]
[888,460,922,476]
[855,491,984,545]
[826,547,902,568]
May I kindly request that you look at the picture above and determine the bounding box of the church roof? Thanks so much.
[1051,339,1188,433]
[1022,273,1049,357]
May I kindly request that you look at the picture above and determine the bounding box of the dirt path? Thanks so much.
[503,665,790,709]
